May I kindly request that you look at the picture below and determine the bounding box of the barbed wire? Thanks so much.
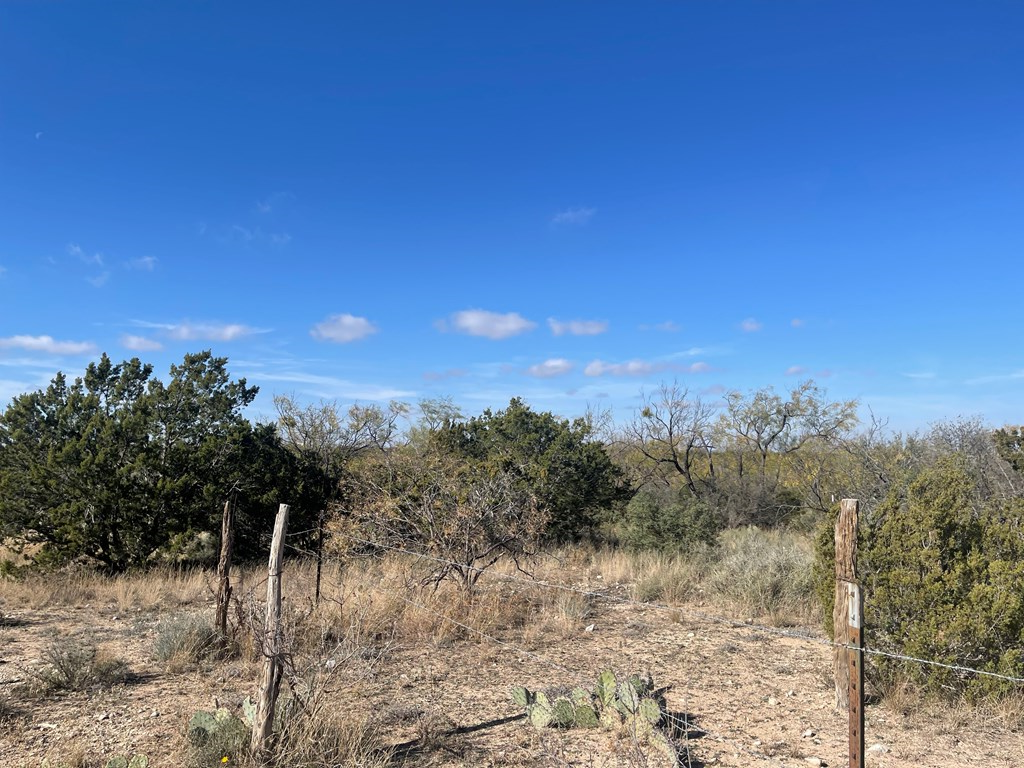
[327,530,1024,686]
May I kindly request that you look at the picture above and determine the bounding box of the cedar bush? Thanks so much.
[817,457,1024,698]
[622,487,719,552]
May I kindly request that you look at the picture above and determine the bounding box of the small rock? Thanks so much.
[39,722,57,730]
[804,758,825,767]
[802,729,817,738]
[868,743,890,754]
[767,697,779,706]
[786,689,796,697]
[687,632,695,638]
[149,710,159,718]
[96,713,109,721]
[584,623,596,632]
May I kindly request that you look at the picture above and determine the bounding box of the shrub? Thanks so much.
[155,613,219,666]
[622,487,719,552]
[707,527,815,622]
[858,458,1024,697]
[34,637,131,694]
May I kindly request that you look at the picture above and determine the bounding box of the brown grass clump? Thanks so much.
[30,637,132,695]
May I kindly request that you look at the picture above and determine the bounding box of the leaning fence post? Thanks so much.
[251,503,290,755]
[215,497,234,642]
[834,498,864,768]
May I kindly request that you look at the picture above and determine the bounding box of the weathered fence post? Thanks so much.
[251,503,290,755]
[215,497,234,641]
[834,498,864,768]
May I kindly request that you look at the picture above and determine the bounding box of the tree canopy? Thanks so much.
[0,351,298,569]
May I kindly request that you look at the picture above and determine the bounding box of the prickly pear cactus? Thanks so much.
[550,697,576,727]
[104,759,128,768]
[529,690,554,728]
[187,707,248,746]
[242,696,256,727]
[127,756,149,768]
[511,686,532,709]
[595,670,616,707]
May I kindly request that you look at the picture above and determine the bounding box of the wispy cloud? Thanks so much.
[440,310,537,340]
[902,372,936,380]
[0,335,97,355]
[552,207,596,226]
[785,365,807,376]
[739,318,762,332]
[0,266,7,278]
[584,359,665,377]
[791,318,805,328]
[965,370,1024,386]
[134,320,266,342]
[423,368,468,382]
[526,358,574,378]
[310,314,378,343]
[125,256,158,271]
[639,321,680,332]
[583,357,710,377]
[548,318,608,336]
[120,334,163,352]
[67,243,103,267]
[252,370,414,401]
[223,225,291,247]
[86,272,111,288]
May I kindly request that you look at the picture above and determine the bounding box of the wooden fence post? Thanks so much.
[251,503,290,755]
[834,498,864,768]
[215,497,234,641]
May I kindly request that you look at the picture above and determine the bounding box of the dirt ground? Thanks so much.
[2,575,1023,768]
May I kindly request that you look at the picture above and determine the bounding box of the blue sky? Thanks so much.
[1,2,1022,431]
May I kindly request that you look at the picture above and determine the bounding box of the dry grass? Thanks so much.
[0,566,213,613]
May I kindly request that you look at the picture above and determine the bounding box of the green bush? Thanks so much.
[862,458,1024,697]
[816,457,1024,698]
[622,487,719,552]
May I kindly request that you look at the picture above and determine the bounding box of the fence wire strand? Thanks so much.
[330,530,1024,686]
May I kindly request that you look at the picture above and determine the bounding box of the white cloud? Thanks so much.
[902,372,936,380]
[526,358,574,378]
[0,266,6,277]
[740,318,762,332]
[547,318,608,336]
[444,310,536,340]
[155,322,264,342]
[126,256,158,271]
[785,365,807,376]
[688,361,711,373]
[584,359,664,377]
[86,272,110,288]
[791,318,804,328]
[0,335,96,355]
[552,207,596,226]
[120,334,163,352]
[310,314,378,343]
